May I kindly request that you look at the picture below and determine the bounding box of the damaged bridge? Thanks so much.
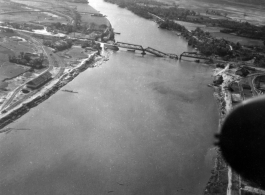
[114,42,178,59]
[179,52,209,60]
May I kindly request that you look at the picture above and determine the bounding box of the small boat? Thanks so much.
[127,49,135,52]
[195,59,200,63]
[62,89,78,93]
[114,32,121,35]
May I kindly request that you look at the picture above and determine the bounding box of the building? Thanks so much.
[256,75,265,90]
[235,67,250,77]
[27,72,52,89]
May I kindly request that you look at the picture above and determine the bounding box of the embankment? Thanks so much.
[0,51,103,131]
[205,68,238,195]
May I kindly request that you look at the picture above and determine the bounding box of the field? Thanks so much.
[82,15,110,26]
[0,62,28,81]
[177,0,265,25]
[11,0,53,9]
[57,46,91,65]
[0,0,69,25]
[0,32,33,90]
[0,11,67,24]
[0,0,25,12]
[0,37,36,55]
[211,32,264,46]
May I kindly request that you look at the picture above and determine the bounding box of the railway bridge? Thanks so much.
[179,52,209,60]
[114,42,178,59]
[115,42,145,53]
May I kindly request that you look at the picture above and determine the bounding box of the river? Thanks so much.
[0,0,219,195]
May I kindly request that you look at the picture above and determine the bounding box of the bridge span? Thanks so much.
[113,42,178,59]
[180,52,209,60]
[115,42,144,52]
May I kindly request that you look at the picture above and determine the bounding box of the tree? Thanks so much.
[99,24,108,29]
[20,52,24,58]
[89,22,96,30]
[24,55,31,62]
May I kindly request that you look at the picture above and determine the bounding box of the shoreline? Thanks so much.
[0,50,111,132]
[205,66,244,194]
[0,0,114,131]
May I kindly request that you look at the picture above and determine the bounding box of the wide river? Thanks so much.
[0,1,219,195]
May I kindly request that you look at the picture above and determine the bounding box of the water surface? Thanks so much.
[0,1,219,195]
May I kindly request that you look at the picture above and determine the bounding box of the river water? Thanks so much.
[0,1,218,195]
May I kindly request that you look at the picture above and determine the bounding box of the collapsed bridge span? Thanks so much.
[180,52,209,60]
[104,42,178,59]
[115,42,144,52]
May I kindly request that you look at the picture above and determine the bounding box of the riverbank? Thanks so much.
[205,63,265,194]
[205,66,236,195]
[0,50,112,132]
[0,0,114,130]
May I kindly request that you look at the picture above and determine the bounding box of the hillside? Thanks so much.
[196,0,265,5]
[230,0,265,5]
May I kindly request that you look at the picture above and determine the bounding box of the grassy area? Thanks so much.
[11,0,53,9]
[0,62,29,81]
[0,11,67,25]
[0,0,25,12]
[66,2,99,13]
[57,46,90,65]
[211,32,264,46]
[0,33,32,86]
[82,15,110,26]
[66,2,110,26]
[56,46,96,67]
[0,39,35,55]
[0,45,14,56]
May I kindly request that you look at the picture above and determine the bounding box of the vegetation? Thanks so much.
[43,40,73,51]
[65,0,88,3]
[48,22,74,34]
[104,0,265,40]
[219,21,265,40]
[9,52,44,69]
[105,0,265,66]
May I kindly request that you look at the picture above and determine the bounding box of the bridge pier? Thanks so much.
[141,50,146,55]
[179,55,183,60]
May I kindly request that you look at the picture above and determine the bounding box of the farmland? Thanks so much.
[0,31,33,88]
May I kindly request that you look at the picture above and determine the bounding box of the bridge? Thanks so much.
[145,47,178,59]
[179,52,209,60]
[114,42,178,59]
[145,47,168,57]
[115,42,145,52]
